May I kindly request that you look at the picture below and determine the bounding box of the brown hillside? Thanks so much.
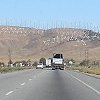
[0,26,100,63]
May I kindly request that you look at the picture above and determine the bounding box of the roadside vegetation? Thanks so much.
[0,67,28,73]
[65,59,100,75]
[68,67,100,75]
[0,60,35,73]
[0,57,46,74]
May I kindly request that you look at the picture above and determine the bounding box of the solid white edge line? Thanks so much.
[6,91,14,95]
[66,72,100,96]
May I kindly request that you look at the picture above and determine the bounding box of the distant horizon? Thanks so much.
[0,0,100,32]
[0,22,99,32]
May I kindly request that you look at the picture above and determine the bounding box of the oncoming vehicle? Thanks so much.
[36,63,44,69]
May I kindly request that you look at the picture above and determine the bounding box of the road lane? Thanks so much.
[65,70,100,93]
[0,69,45,98]
[1,70,100,100]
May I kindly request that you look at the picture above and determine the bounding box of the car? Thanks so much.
[36,63,44,69]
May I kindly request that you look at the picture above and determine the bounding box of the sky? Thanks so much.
[0,0,100,30]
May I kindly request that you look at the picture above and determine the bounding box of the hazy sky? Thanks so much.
[0,0,100,29]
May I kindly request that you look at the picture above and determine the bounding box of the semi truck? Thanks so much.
[51,53,64,70]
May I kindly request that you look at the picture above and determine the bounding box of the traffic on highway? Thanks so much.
[0,0,100,100]
[0,68,100,100]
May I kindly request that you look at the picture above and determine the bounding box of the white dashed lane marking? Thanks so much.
[21,82,25,86]
[6,91,14,96]
[29,79,32,81]
[4,71,46,97]
[34,76,36,78]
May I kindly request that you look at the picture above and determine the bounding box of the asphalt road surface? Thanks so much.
[0,69,100,100]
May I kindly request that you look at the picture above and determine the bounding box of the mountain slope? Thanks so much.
[0,26,100,62]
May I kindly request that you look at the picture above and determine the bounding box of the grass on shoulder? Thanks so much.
[67,66,100,75]
[0,67,32,73]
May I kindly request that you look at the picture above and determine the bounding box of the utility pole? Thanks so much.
[84,46,89,67]
[85,49,88,61]
[8,23,13,67]
[8,46,13,67]
[8,47,11,62]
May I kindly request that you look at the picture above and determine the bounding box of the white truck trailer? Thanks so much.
[51,53,64,70]
[46,58,51,67]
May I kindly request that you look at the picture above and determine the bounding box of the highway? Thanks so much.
[0,69,100,100]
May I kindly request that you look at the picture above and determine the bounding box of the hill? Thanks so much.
[0,26,100,63]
